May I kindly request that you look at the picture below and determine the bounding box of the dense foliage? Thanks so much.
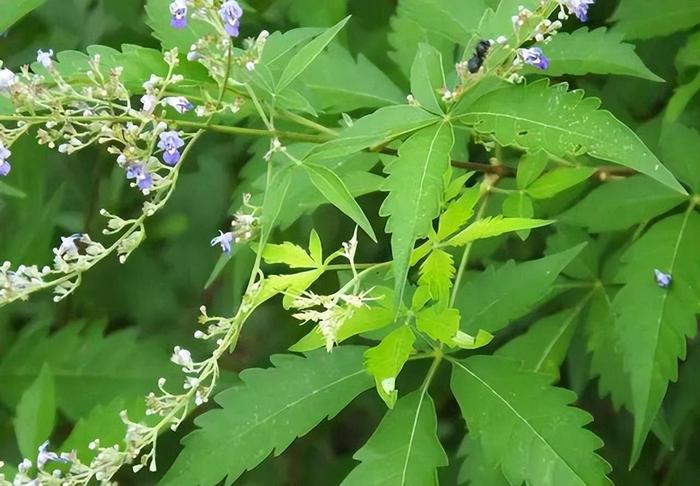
[0,0,699,484]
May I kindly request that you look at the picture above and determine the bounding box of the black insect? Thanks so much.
[467,40,491,74]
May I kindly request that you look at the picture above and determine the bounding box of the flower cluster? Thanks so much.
[211,193,260,254]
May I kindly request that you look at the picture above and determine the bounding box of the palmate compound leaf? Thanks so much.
[342,390,448,486]
[454,80,685,194]
[380,121,455,306]
[450,355,612,486]
[612,210,700,464]
[529,27,662,81]
[162,347,373,486]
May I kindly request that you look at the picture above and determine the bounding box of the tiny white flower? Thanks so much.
[36,49,54,69]
[171,346,195,369]
[0,68,16,92]
[140,94,158,113]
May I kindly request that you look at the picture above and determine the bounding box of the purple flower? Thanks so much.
[219,0,243,37]
[169,0,188,29]
[157,131,185,166]
[126,164,153,192]
[0,142,11,176]
[561,0,595,22]
[211,231,234,254]
[518,47,549,70]
[654,269,672,289]
[164,96,193,114]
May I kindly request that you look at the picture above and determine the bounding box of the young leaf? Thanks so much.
[436,185,482,241]
[526,167,595,199]
[308,230,323,264]
[444,216,552,247]
[560,175,686,232]
[415,306,460,344]
[380,122,455,305]
[342,390,448,485]
[303,163,377,241]
[450,355,612,486]
[277,16,350,92]
[410,43,446,114]
[262,242,317,268]
[611,0,700,40]
[308,105,439,161]
[417,249,455,305]
[456,80,685,193]
[13,365,55,459]
[612,211,700,464]
[163,347,372,486]
[455,245,585,334]
[531,27,662,81]
[364,326,416,408]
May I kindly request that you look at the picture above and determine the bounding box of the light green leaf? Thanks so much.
[342,390,447,485]
[436,185,481,241]
[452,329,494,350]
[14,365,55,459]
[527,167,595,199]
[455,245,585,334]
[303,163,376,241]
[410,43,446,114]
[261,242,317,269]
[456,80,685,193]
[308,105,439,161]
[560,175,687,233]
[417,249,455,305]
[364,326,416,408]
[444,216,552,247]
[277,16,350,92]
[516,151,549,189]
[415,306,460,344]
[0,0,46,34]
[613,211,700,465]
[676,31,700,71]
[380,122,455,305]
[497,300,590,381]
[660,123,700,193]
[256,269,324,309]
[502,192,535,240]
[0,180,27,199]
[531,27,662,81]
[260,167,293,244]
[164,348,372,485]
[290,288,395,352]
[664,71,700,125]
[451,355,612,486]
[300,44,404,112]
[612,0,700,40]
[308,230,323,264]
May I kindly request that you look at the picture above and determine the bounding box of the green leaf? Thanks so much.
[380,122,454,305]
[308,230,323,263]
[0,0,46,34]
[612,211,700,464]
[660,123,700,193]
[444,216,552,247]
[497,300,591,381]
[612,0,700,40]
[417,249,455,305]
[277,16,350,92]
[676,31,700,71]
[502,192,534,240]
[415,306,460,344]
[303,163,376,241]
[560,175,687,232]
[308,105,439,161]
[450,355,612,486]
[526,167,595,199]
[410,43,446,114]
[300,44,404,112]
[389,0,486,76]
[455,245,585,334]
[342,390,448,485]
[260,167,293,244]
[664,71,700,125]
[456,80,685,193]
[477,0,539,39]
[262,242,317,269]
[290,288,395,352]
[256,269,324,308]
[13,365,55,459]
[285,0,348,26]
[452,329,494,350]
[364,326,416,408]
[163,347,372,485]
[531,27,662,81]
[458,437,509,486]
[516,150,549,189]
[436,185,481,241]
[0,180,27,199]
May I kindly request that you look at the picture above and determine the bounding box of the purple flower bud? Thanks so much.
[219,0,243,37]
[169,0,188,29]
[211,230,234,254]
[157,131,185,166]
[126,164,153,192]
[164,96,193,114]
[654,269,672,289]
[0,142,11,176]
[518,47,549,70]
